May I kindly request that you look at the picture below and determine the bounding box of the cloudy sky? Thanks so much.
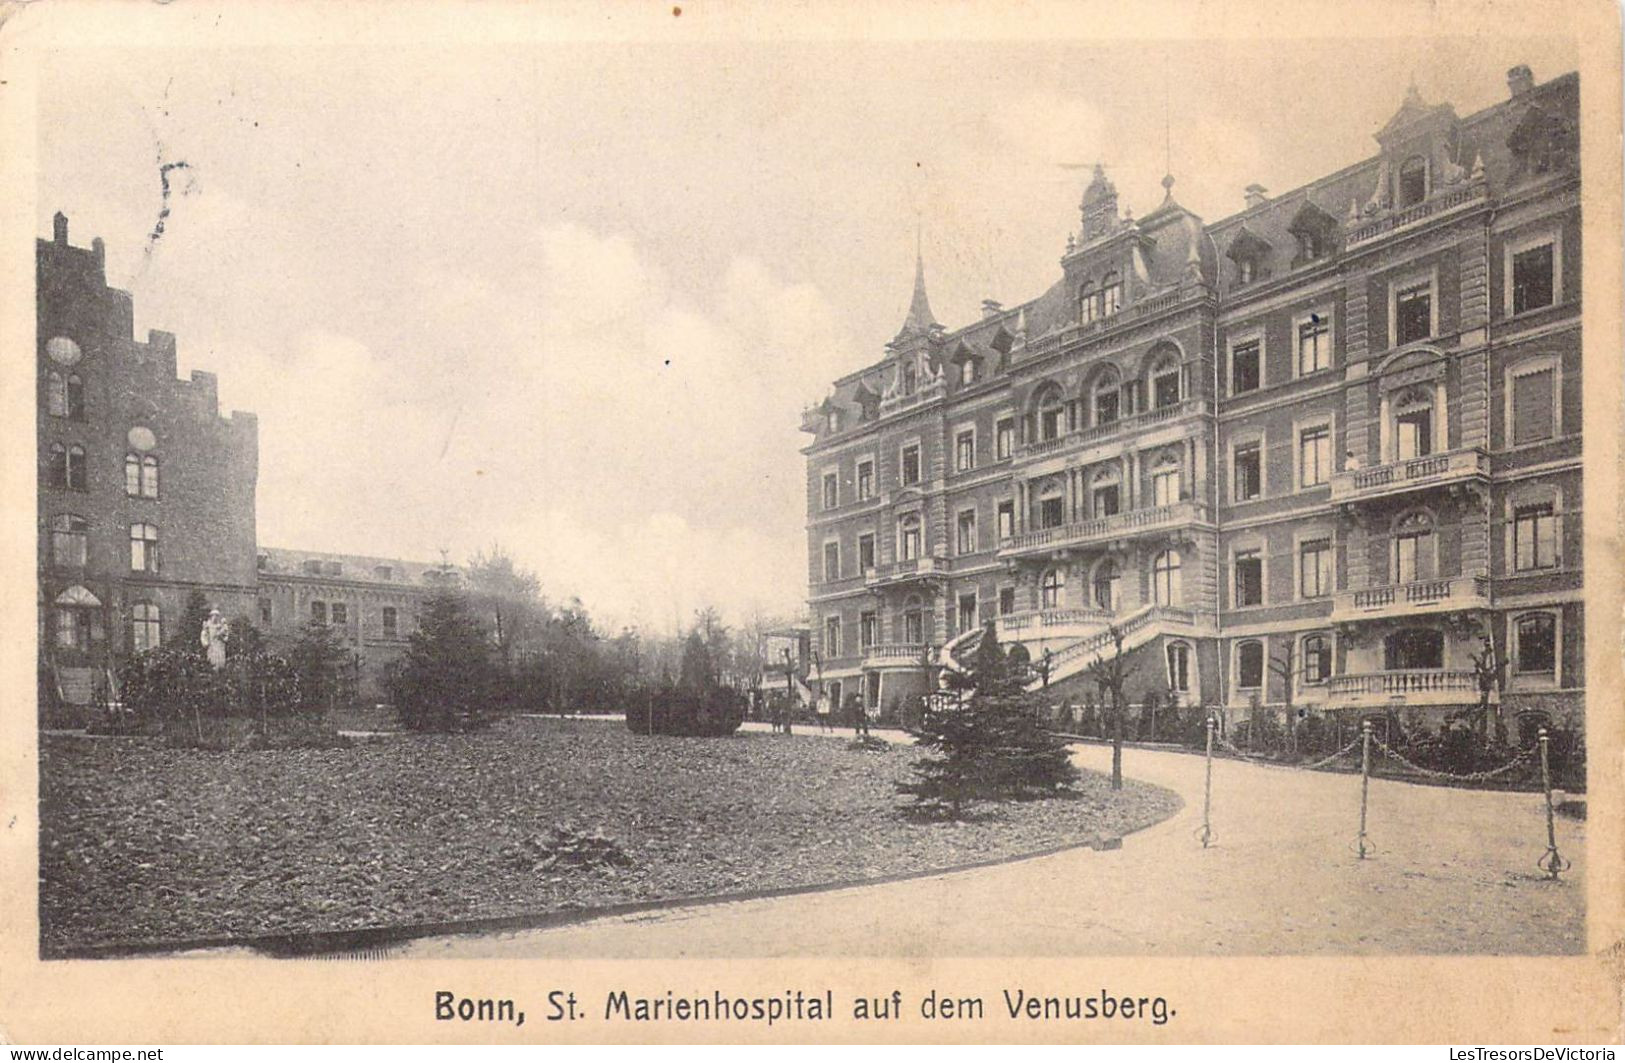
[34,21,1577,633]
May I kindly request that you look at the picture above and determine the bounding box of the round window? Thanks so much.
[127,426,157,452]
[46,336,82,366]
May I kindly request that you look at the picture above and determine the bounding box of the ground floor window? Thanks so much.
[54,607,95,651]
[130,602,161,653]
[1301,633,1331,684]
[998,586,1016,616]
[1041,567,1065,608]
[1093,559,1120,611]
[1384,627,1443,670]
[956,593,977,633]
[1513,612,1557,676]
[1236,640,1264,689]
[1152,550,1182,607]
[1166,641,1191,693]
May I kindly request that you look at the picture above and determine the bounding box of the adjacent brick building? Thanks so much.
[37,213,260,710]
[36,215,450,715]
[802,66,1582,743]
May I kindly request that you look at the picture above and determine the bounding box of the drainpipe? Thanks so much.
[1209,299,1225,704]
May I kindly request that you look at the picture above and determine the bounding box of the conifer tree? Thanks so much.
[388,587,497,732]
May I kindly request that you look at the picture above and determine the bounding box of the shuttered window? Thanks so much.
[1511,367,1556,445]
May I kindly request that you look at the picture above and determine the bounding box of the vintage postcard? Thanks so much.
[0,0,1620,1046]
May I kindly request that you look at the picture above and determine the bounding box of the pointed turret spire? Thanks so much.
[896,235,938,338]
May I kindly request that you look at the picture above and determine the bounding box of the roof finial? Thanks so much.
[897,228,938,337]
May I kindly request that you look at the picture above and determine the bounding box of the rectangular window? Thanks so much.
[1233,443,1261,501]
[130,606,161,654]
[955,430,975,472]
[1516,615,1557,674]
[1511,367,1556,445]
[856,461,874,500]
[129,525,158,574]
[997,500,1015,540]
[860,611,877,649]
[1395,532,1434,583]
[823,541,840,582]
[1297,316,1331,374]
[1231,340,1261,394]
[331,603,348,627]
[1302,635,1332,684]
[1095,389,1120,426]
[822,472,839,510]
[1237,641,1265,689]
[1511,242,1555,315]
[1152,468,1179,507]
[1299,539,1332,598]
[995,418,1015,459]
[52,521,87,567]
[858,533,876,572]
[957,593,977,634]
[1299,425,1331,488]
[1513,503,1559,570]
[125,458,141,497]
[824,616,841,657]
[311,601,328,625]
[1039,496,1065,530]
[998,586,1016,616]
[1093,483,1120,518]
[1234,550,1263,606]
[259,598,273,625]
[1039,407,1063,441]
[1396,409,1433,460]
[1395,281,1432,345]
[899,519,921,561]
[901,444,921,485]
[956,510,977,555]
[382,606,397,637]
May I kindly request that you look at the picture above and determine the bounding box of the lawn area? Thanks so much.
[39,717,1180,955]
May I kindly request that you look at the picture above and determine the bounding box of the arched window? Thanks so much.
[125,454,141,497]
[141,455,159,499]
[1513,612,1557,676]
[131,602,162,653]
[1092,367,1121,426]
[1093,558,1120,611]
[1393,511,1436,583]
[898,513,922,561]
[903,596,924,644]
[1150,353,1182,409]
[50,514,88,568]
[47,371,67,417]
[1166,641,1192,692]
[1152,549,1182,606]
[960,358,978,385]
[1302,633,1331,684]
[1151,455,1182,506]
[52,586,102,651]
[1036,385,1065,441]
[1383,627,1443,670]
[1397,156,1428,207]
[1236,640,1264,689]
[1079,281,1098,324]
[48,443,67,487]
[901,361,917,396]
[66,375,84,420]
[66,444,86,490]
[129,522,159,574]
[1100,271,1123,316]
[1041,566,1066,609]
[1091,467,1121,518]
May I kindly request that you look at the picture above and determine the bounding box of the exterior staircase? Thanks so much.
[938,603,1197,694]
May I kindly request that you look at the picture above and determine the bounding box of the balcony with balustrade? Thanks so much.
[995,605,1116,642]
[1330,575,1491,623]
[863,556,948,591]
[997,500,1211,561]
[1329,447,1488,506]
[1015,397,1209,464]
[1344,179,1489,250]
[861,641,931,670]
[1326,669,1485,708]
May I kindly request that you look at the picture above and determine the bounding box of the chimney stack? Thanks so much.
[1508,64,1534,98]
[1244,184,1269,210]
[91,237,105,273]
[981,299,1003,319]
[52,211,68,245]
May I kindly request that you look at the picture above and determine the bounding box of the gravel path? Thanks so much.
[396,736,1584,957]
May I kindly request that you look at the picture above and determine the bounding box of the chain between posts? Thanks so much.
[1369,736,1534,783]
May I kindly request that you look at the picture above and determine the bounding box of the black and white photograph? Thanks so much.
[2,0,1621,1047]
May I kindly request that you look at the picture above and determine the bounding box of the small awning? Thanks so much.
[54,585,102,607]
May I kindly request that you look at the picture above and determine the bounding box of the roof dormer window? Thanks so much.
[1226,226,1272,288]
[1397,156,1428,207]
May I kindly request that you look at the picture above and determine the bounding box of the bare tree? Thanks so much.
[1267,639,1297,757]
[1467,626,1506,743]
[1084,624,1135,790]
